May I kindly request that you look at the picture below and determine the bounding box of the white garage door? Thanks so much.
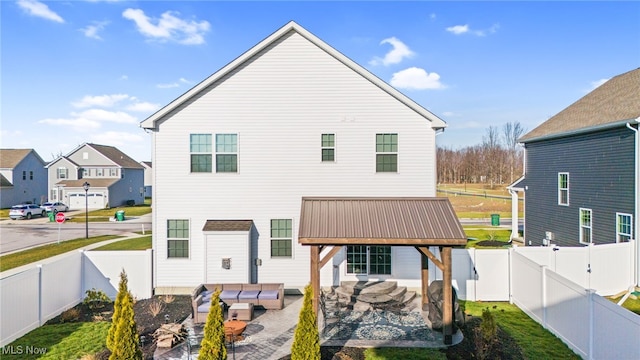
[68,193,105,209]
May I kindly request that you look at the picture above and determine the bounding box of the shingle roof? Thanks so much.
[87,144,144,169]
[298,197,466,246]
[202,220,254,232]
[0,173,12,187]
[520,68,640,143]
[0,149,44,169]
[54,179,120,188]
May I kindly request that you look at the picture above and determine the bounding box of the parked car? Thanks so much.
[41,202,69,214]
[9,204,46,220]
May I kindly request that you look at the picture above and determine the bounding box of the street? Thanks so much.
[0,215,151,254]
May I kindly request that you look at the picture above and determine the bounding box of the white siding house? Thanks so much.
[141,21,447,293]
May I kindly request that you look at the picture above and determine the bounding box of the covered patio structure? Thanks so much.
[298,197,467,345]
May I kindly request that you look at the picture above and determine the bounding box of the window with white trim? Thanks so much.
[167,219,189,258]
[321,134,335,162]
[376,133,398,172]
[190,134,212,173]
[616,213,632,243]
[216,134,238,172]
[110,168,118,177]
[558,172,569,205]
[270,219,292,258]
[346,245,392,275]
[57,167,68,179]
[579,208,592,244]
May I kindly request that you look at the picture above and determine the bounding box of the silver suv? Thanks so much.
[9,204,46,220]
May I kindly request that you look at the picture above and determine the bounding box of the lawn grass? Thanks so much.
[0,235,121,272]
[439,183,522,219]
[92,236,151,251]
[464,226,512,248]
[606,291,640,315]
[364,347,446,359]
[461,301,581,360]
[4,321,109,360]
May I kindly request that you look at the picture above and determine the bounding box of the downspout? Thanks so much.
[626,121,640,287]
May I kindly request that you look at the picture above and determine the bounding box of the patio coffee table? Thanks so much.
[228,302,253,321]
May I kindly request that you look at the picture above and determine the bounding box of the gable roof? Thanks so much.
[520,68,640,143]
[87,144,143,169]
[202,220,254,232]
[140,21,446,130]
[0,149,45,169]
[298,197,466,246]
[141,161,152,168]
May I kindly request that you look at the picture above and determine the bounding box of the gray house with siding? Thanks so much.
[0,149,48,208]
[45,143,145,209]
[509,68,640,283]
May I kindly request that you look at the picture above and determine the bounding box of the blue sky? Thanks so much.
[2,1,639,163]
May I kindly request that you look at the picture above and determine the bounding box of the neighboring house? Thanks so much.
[508,68,640,284]
[0,149,48,208]
[140,161,153,198]
[45,143,145,210]
[141,21,456,294]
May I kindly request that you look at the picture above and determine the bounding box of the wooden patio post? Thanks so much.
[310,245,320,316]
[421,251,429,310]
[442,246,453,345]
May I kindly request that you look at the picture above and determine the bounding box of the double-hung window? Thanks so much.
[167,219,189,258]
[616,213,633,243]
[57,167,68,179]
[29,171,33,180]
[558,173,569,205]
[190,134,212,173]
[22,171,26,180]
[321,134,335,162]
[216,134,238,172]
[376,133,398,172]
[270,219,292,258]
[579,208,592,244]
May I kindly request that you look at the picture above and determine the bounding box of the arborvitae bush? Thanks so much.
[107,269,142,360]
[198,289,227,360]
[475,307,498,360]
[291,284,320,360]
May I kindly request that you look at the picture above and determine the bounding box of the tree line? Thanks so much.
[437,121,525,187]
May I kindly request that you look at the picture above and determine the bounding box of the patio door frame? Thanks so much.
[345,245,392,275]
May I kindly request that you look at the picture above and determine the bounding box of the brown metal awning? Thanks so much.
[298,197,466,246]
[298,197,465,345]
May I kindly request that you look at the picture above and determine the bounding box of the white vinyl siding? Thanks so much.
[150,31,438,289]
[558,172,569,205]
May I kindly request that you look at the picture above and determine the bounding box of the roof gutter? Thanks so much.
[626,118,640,287]
[521,119,639,144]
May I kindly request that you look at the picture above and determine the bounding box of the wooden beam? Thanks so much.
[421,250,429,311]
[415,246,444,271]
[442,247,453,345]
[319,246,343,269]
[310,245,320,316]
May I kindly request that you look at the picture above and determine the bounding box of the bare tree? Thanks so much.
[502,122,526,183]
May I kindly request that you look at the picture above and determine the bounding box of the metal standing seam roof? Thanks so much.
[520,68,640,143]
[298,197,466,246]
[202,220,254,232]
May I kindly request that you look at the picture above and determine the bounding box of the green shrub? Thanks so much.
[291,284,320,360]
[198,289,226,360]
[475,307,498,359]
[83,288,112,311]
[107,269,142,360]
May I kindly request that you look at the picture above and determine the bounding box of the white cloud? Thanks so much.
[126,102,160,112]
[90,131,145,147]
[120,75,129,81]
[38,117,101,131]
[122,8,210,45]
[17,0,64,23]
[429,13,437,20]
[71,109,137,124]
[72,94,130,108]
[442,111,458,117]
[157,77,192,89]
[390,67,445,90]
[80,21,109,40]
[369,37,414,66]
[446,23,499,37]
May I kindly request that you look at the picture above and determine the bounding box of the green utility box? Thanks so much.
[491,214,500,226]
[116,210,125,221]
[48,211,54,222]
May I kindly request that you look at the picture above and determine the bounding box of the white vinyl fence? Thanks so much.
[429,242,639,360]
[0,249,152,347]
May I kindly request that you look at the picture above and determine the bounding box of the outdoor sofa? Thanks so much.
[191,283,284,323]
